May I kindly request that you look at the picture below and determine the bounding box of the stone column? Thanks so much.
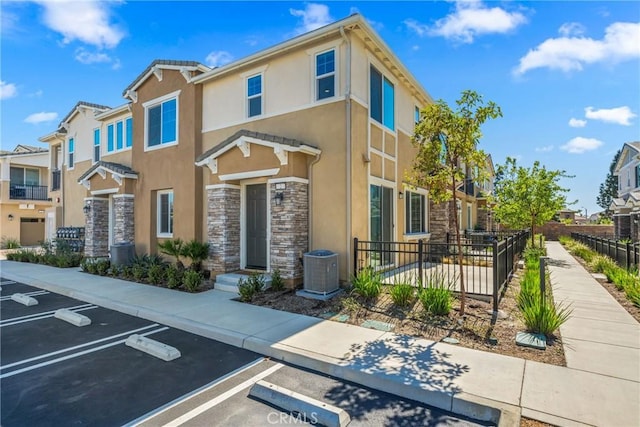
[619,215,631,239]
[207,185,241,273]
[113,194,135,244]
[84,197,109,257]
[270,181,308,285]
[429,199,456,243]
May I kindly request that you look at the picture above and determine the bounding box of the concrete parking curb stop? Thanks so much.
[54,308,91,327]
[11,293,38,306]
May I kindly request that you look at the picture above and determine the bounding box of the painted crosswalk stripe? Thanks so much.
[0,305,98,327]
[0,326,169,379]
[0,323,162,371]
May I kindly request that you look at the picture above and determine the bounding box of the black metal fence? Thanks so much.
[9,184,49,201]
[354,230,529,311]
[571,232,640,270]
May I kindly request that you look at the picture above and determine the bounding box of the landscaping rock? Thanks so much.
[516,332,546,350]
[441,337,460,345]
[361,320,394,332]
[487,309,508,319]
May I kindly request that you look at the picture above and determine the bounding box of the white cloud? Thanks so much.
[28,90,44,98]
[568,118,587,128]
[75,47,112,64]
[24,112,59,124]
[1,81,18,100]
[1,10,19,36]
[585,106,636,126]
[558,22,586,37]
[205,51,233,68]
[560,137,603,154]
[290,3,333,34]
[35,0,125,49]
[535,145,554,152]
[406,1,527,43]
[514,22,640,75]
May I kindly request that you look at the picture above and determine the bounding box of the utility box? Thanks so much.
[303,250,339,295]
[110,243,135,266]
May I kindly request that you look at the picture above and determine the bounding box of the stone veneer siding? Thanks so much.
[615,215,631,240]
[429,200,456,243]
[84,197,109,257]
[207,186,241,272]
[270,181,308,282]
[113,195,134,244]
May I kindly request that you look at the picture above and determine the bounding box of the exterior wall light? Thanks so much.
[275,192,284,206]
[398,191,403,199]
[8,214,14,221]
[83,204,91,214]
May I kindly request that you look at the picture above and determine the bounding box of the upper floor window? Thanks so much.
[157,190,174,237]
[636,165,640,188]
[414,106,420,125]
[405,191,426,234]
[370,66,394,130]
[627,169,631,187]
[247,74,262,118]
[125,118,133,148]
[144,91,179,150]
[68,138,75,169]
[107,118,133,153]
[93,128,100,162]
[10,167,39,186]
[316,49,335,100]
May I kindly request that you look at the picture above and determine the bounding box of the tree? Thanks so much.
[409,90,502,316]
[492,157,572,246]
[597,149,621,218]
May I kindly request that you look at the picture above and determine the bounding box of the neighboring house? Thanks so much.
[610,141,640,239]
[0,145,52,246]
[558,209,577,223]
[39,14,497,285]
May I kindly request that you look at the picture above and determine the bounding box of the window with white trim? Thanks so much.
[316,49,335,100]
[68,138,75,168]
[405,191,426,234]
[370,65,395,130]
[10,167,40,185]
[247,74,262,117]
[414,106,420,125]
[125,118,132,148]
[93,128,100,162]
[157,190,174,237]
[147,98,177,148]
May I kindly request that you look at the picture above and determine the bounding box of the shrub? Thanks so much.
[132,264,147,281]
[158,238,185,268]
[521,297,572,336]
[109,264,123,277]
[237,273,265,302]
[181,240,210,271]
[148,264,166,285]
[165,265,184,289]
[351,267,382,300]
[270,268,284,291]
[121,265,133,280]
[182,269,203,292]
[624,281,640,308]
[94,259,110,275]
[419,286,451,315]
[390,283,415,308]
[589,255,617,274]
[1,236,20,249]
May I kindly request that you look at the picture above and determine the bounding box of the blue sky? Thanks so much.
[1,1,639,215]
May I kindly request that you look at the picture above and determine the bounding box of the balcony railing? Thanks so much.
[9,184,50,201]
[51,170,61,191]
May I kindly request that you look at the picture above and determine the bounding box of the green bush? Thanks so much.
[521,297,572,336]
[351,267,382,300]
[237,273,265,302]
[589,255,617,274]
[270,268,285,291]
[419,286,451,315]
[390,283,415,308]
[181,239,210,271]
[165,265,184,289]
[624,281,640,308]
[1,236,20,249]
[182,269,203,292]
[148,264,166,285]
[132,264,147,281]
[94,259,110,276]
[158,238,185,268]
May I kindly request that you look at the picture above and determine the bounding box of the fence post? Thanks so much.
[539,256,547,305]
[353,237,358,277]
[418,239,424,287]
[492,239,499,312]
[626,241,631,271]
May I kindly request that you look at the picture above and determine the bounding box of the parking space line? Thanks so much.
[162,363,284,427]
[0,323,162,371]
[0,326,169,379]
[0,280,17,285]
[1,305,98,327]
[0,303,94,324]
[126,357,266,426]
[0,290,49,301]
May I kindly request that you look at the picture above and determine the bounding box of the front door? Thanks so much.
[370,184,394,266]
[245,184,267,269]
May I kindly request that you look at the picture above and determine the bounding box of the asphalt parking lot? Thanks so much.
[1,278,492,426]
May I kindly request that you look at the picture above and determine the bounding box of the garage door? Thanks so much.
[20,218,45,246]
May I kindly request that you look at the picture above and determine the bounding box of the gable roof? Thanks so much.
[613,141,640,173]
[191,13,432,105]
[0,144,48,157]
[59,101,111,127]
[77,161,138,184]
[123,59,210,98]
[196,129,320,166]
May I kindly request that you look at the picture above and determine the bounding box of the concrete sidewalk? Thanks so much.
[1,242,639,426]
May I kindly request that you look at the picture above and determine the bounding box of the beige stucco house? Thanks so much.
[39,13,497,286]
[610,141,640,239]
[0,145,52,246]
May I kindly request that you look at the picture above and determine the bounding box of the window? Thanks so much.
[247,74,262,117]
[107,124,114,152]
[10,167,40,185]
[93,129,100,162]
[157,190,174,237]
[635,165,640,188]
[405,191,426,234]
[126,118,133,148]
[414,106,420,125]
[116,121,124,150]
[370,184,394,265]
[147,98,177,148]
[627,170,631,187]
[68,138,74,168]
[316,49,335,100]
[370,66,394,130]
[106,118,133,152]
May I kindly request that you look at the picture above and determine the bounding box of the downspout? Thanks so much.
[308,152,322,254]
[340,26,353,280]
